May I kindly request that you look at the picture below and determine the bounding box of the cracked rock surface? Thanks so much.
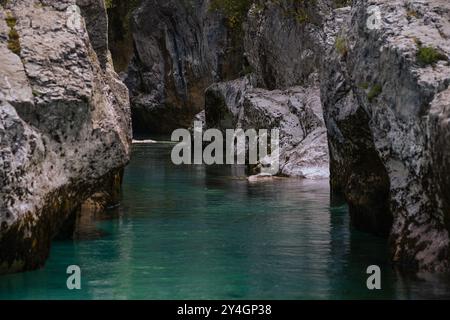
[0,0,131,274]
[321,0,450,271]
[205,77,329,179]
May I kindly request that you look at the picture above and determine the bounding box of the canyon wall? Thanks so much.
[322,0,450,271]
[2,0,443,273]
[0,0,132,274]
[124,0,450,271]
[201,1,335,178]
[124,0,336,134]
[124,0,246,133]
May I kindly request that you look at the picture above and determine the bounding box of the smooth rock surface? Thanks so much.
[205,77,329,179]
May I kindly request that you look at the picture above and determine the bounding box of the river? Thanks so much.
[1,143,449,299]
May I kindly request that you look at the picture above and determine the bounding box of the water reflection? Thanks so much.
[1,143,450,299]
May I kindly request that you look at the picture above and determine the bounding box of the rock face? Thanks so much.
[0,0,131,274]
[200,1,335,179]
[125,0,246,134]
[122,0,356,137]
[111,0,450,272]
[202,0,450,271]
[321,0,450,271]
[205,77,329,178]
[77,0,109,68]
[244,0,332,89]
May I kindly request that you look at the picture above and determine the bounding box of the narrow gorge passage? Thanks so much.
[2,0,450,302]
[1,143,450,299]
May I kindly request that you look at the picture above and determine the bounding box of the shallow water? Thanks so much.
[1,143,450,300]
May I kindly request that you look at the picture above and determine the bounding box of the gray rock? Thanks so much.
[125,0,245,133]
[205,77,329,179]
[77,0,109,69]
[321,0,450,271]
[201,0,335,179]
[244,0,333,89]
[0,0,131,274]
[125,0,337,133]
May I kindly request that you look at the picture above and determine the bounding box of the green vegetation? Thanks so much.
[359,82,369,90]
[209,0,253,29]
[416,45,448,66]
[367,84,382,103]
[334,0,351,8]
[406,9,420,19]
[32,89,43,97]
[8,29,20,54]
[5,13,16,28]
[279,0,318,25]
[209,0,352,29]
[335,36,348,57]
[5,13,21,55]
[292,0,315,24]
[105,0,114,9]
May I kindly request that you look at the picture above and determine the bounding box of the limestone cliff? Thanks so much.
[0,0,131,274]
[124,0,246,133]
[188,0,450,271]
[200,1,336,179]
[322,0,450,271]
[205,77,329,179]
[105,0,450,272]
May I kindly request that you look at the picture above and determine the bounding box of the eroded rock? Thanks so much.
[205,77,329,179]
[125,0,246,133]
[321,0,450,271]
[0,0,131,274]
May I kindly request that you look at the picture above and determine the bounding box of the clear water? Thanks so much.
[1,143,450,300]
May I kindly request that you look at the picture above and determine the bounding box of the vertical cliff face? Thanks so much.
[321,6,392,238]
[106,0,139,73]
[107,0,450,272]
[124,0,245,134]
[244,0,332,90]
[322,0,450,271]
[202,0,450,271]
[124,0,337,134]
[0,0,131,274]
[77,0,109,68]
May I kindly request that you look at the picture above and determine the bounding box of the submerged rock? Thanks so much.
[248,173,274,182]
[0,0,131,274]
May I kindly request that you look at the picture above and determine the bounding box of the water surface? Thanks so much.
[1,143,450,299]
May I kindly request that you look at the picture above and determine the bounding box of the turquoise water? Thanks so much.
[1,143,450,299]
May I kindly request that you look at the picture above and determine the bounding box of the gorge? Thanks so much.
[1,0,450,299]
